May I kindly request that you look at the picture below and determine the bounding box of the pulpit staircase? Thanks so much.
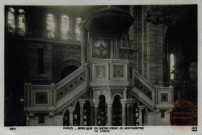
[55,63,89,112]
[24,62,172,114]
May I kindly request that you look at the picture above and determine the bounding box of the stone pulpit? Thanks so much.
[24,6,174,126]
[80,6,134,125]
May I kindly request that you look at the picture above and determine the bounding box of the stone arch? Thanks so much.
[63,108,69,126]
[73,100,80,110]
[98,95,106,101]
[141,106,148,114]
[56,60,81,82]
[112,93,123,101]
[93,90,105,101]
[132,99,140,107]
[62,106,70,117]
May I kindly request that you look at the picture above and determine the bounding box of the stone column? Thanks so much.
[138,107,144,126]
[26,113,30,126]
[126,102,131,126]
[93,101,99,126]
[80,101,85,126]
[68,107,74,126]
[106,101,112,126]
[121,100,126,126]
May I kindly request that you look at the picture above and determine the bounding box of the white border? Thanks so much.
[0,0,202,135]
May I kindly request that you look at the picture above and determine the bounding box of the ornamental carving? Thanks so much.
[57,72,85,100]
[35,92,48,104]
[92,37,111,59]
[113,65,124,78]
[135,79,152,100]
[160,93,168,102]
[95,65,106,78]
[93,89,108,100]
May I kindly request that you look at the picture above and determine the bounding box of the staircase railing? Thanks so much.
[134,70,154,90]
[133,70,155,100]
[55,63,88,100]
[133,69,174,110]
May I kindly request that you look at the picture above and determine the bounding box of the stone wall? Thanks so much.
[28,40,81,83]
[28,41,53,81]
[146,111,169,125]
[146,23,166,86]
[52,43,81,82]
[130,5,167,86]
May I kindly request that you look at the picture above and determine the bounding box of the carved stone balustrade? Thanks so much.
[90,59,134,87]
[155,85,174,109]
[56,63,88,101]
[24,83,56,112]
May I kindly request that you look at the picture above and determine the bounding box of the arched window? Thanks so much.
[18,9,26,36]
[46,14,55,38]
[75,17,82,41]
[7,7,15,32]
[170,53,175,80]
[61,15,70,40]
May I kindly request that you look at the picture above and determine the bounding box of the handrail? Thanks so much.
[132,87,155,110]
[55,63,88,89]
[134,69,155,92]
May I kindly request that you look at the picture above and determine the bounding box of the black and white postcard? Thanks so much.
[0,0,201,135]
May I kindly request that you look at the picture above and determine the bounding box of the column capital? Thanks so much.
[79,99,86,105]
[90,101,94,106]
[106,100,113,106]
[126,100,132,104]
[120,99,127,104]
[29,112,35,118]
[49,111,54,117]
[121,100,127,108]
[139,106,145,110]
[68,107,75,112]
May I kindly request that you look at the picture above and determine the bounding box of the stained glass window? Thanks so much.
[7,7,15,32]
[75,18,82,41]
[61,15,70,40]
[18,9,26,36]
[46,14,55,38]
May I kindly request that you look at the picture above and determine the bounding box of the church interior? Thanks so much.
[4,5,197,126]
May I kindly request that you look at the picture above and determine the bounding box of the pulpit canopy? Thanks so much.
[82,6,134,33]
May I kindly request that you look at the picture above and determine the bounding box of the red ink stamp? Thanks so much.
[166,99,197,131]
